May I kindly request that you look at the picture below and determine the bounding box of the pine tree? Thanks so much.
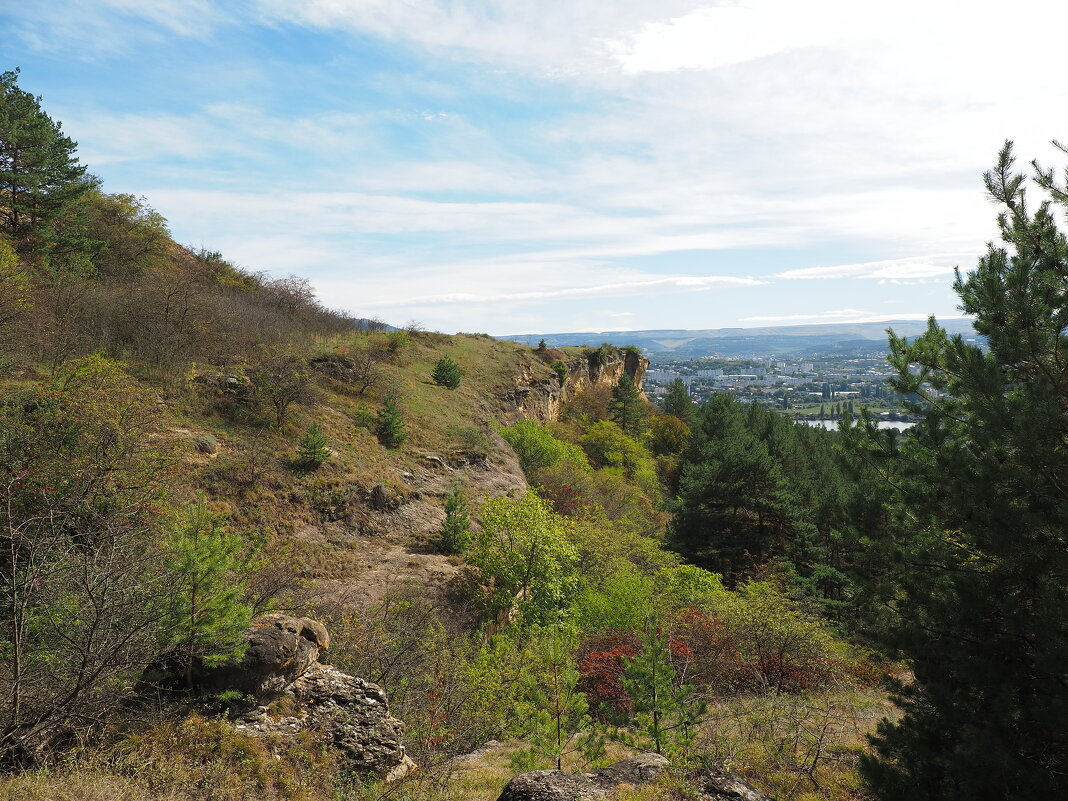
[0,69,90,246]
[617,616,705,757]
[662,377,695,424]
[375,392,407,449]
[513,624,603,771]
[296,422,330,470]
[608,373,647,436]
[431,354,461,389]
[859,142,1068,800]
[165,493,253,688]
[438,486,471,554]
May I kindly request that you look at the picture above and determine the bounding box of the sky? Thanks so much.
[3,0,1066,335]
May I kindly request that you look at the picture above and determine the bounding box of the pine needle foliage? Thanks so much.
[431,354,462,389]
[296,423,330,470]
[375,392,408,449]
[164,493,253,688]
[858,142,1068,800]
[439,486,471,554]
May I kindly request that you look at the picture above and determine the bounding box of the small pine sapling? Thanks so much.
[375,392,407,449]
[165,493,254,689]
[512,624,605,772]
[439,486,471,554]
[296,422,330,470]
[431,354,462,389]
[616,615,706,758]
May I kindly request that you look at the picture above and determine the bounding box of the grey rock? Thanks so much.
[204,613,327,700]
[698,770,776,801]
[218,617,414,782]
[496,754,669,801]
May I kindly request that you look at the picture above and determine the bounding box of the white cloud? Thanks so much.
[360,274,765,307]
[742,310,961,325]
[775,255,978,281]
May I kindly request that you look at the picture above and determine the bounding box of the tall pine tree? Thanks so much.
[608,373,647,437]
[859,142,1068,800]
[0,69,90,247]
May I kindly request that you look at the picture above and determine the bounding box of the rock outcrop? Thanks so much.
[504,346,649,424]
[208,614,415,782]
[495,753,669,801]
[495,754,776,801]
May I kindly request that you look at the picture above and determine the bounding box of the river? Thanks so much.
[797,419,916,431]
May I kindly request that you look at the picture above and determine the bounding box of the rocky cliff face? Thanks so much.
[503,347,649,424]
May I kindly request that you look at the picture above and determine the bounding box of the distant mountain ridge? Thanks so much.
[501,318,977,359]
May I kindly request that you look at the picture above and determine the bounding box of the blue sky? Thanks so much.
[3,0,1064,334]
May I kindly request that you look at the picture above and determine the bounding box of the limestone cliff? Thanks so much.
[502,346,649,424]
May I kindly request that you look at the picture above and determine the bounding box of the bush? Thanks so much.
[501,419,589,475]
[549,359,569,386]
[439,486,471,554]
[296,423,330,470]
[431,354,461,389]
[375,392,407,449]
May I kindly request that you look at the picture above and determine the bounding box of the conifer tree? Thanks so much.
[617,615,705,757]
[513,623,602,771]
[438,486,471,554]
[608,373,647,437]
[0,69,90,246]
[375,392,407,449]
[859,142,1068,800]
[662,378,695,424]
[431,354,461,389]
[296,422,330,470]
[165,493,252,688]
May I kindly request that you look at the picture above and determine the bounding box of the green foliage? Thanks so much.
[0,235,29,358]
[662,378,695,424]
[375,392,407,449]
[617,616,707,758]
[296,423,330,470]
[608,373,647,436]
[647,415,690,456]
[511,623,604,771]
[502,419,590,475]
[431,354,462,389]
[438,486,471,554]
[549,358,569,386]
[858,142,1068,800]
[164,493,253,685]
[0,69,90,246]
[468,491,579,624]
[85,190,170,277]
[579,420,652,477]
[669,393,869,611]
[0,354,173,760]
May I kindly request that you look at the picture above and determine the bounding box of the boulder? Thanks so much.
[294,663,414,779]
[221,617,415,782]
[697,770,776,801]
[495,754,669,801]
[204,614,327,699]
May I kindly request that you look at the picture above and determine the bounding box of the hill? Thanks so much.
[503,318,978,359]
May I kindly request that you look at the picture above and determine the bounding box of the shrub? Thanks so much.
[439,486,471,554]
[431,354,461,389]
[375,392,407,449]
[501,419,589,475]
[296,423,330,470]
[549,358,569,386]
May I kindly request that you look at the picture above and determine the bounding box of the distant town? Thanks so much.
[644,351,919,422]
